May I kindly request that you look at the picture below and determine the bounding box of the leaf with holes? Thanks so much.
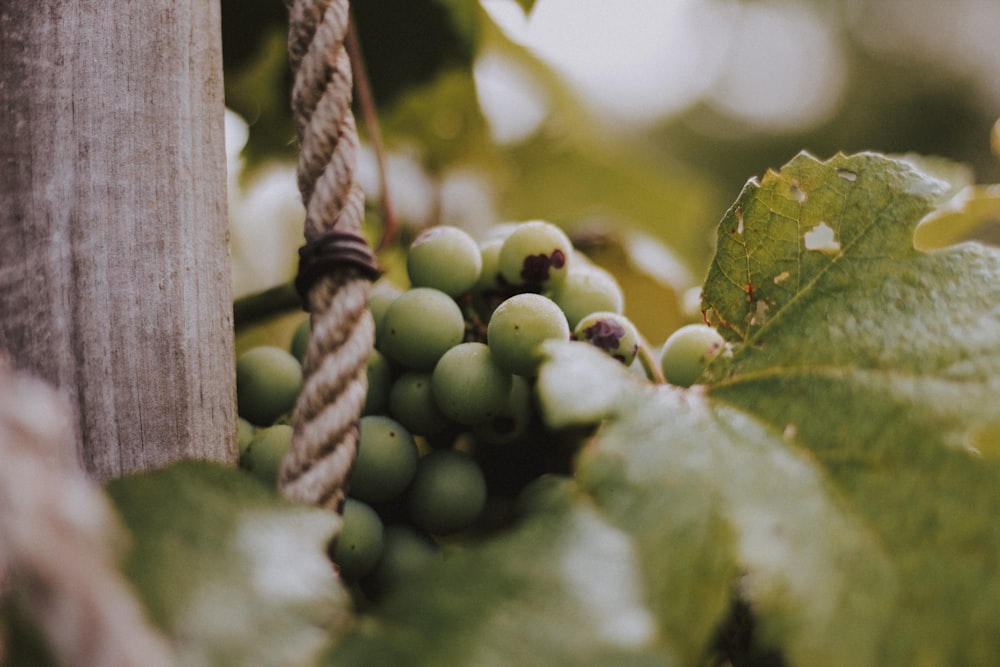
[537,151,1000,665]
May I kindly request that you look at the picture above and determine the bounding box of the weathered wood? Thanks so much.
[0,1,236,479]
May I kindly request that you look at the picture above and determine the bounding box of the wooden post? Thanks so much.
[0,1,236,479]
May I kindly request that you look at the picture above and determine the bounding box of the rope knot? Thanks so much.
[295,230,381,311]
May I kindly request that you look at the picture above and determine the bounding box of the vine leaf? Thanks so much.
[104,461,350,667]
[540,152,1000,665]
[539,344,895,666]
[325,478,679,666]
[700,151,948,345]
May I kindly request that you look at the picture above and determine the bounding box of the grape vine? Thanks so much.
[236,219,676,594]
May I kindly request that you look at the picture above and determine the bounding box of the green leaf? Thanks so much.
[325,479,678,666]
[700,151,948,344]
[539,343,895,666]
[538,152,1000,665]
[105,461,349,667]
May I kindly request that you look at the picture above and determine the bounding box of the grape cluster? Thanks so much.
[235,219,728,598]
[235,346,301,484]
[338,221,648,591]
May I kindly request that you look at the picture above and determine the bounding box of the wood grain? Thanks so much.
[0,1,236,479]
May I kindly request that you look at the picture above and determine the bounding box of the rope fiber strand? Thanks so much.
[282,0,376,510]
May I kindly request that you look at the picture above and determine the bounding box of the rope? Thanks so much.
[0,360,174,667]
[281,0,377,510]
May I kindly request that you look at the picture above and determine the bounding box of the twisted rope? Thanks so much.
[0,360,174,667]
[281,0,377,510]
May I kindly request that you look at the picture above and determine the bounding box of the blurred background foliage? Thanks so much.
[223,0,1000,346]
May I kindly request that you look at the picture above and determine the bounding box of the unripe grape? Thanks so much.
[237,418,255,457]
[350,415,419,504]
[472,375,533,446]
[480,221,520,243]
[431,342,513,426]
[370,280,403,348]
[407,225,482,297]
[660,324,725,387]
[236,346,303,426]
[389,372,452,436]
[290,318,310,364]
[498,221,573,289]
[363,349,392,416]
[573,311,640,366]
[470,239,509,324]
[408,450,487,535]
[549,265,624,329]
[240,424,293,487]
[379,287,465,370]
[473,239,504,295]
[487,293,570,377]
[331,498,385,583]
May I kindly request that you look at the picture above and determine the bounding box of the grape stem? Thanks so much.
[636,340,664,384]
[232,282,300,330]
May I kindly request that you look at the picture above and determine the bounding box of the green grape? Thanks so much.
[407,225,482,297]
[408,450,487,535]
[660,324,726,387]
[388,372,452,436]
[473,239,504,295]
[236,346,303,426]
[572,311,640,366]
[479,221,520,243]
[370,280,403,348]
[472,374,533,446]
[469,239,508,326]
[363,349,392,416]
[331,498,385,583]
[431,342,513,426]
[239,424,293,487]
[237,417,255,457]
[379,287,464,370]
[497,220,573,289]
[290,317,310,364]
[349,415,419,504]
[487,292,570,377]
[362,524,438,599]
[549,264,624,328]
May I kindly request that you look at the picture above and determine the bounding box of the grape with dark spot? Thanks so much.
[572,312,640,366]
[498,221,573,289]
[520,249,567,284]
